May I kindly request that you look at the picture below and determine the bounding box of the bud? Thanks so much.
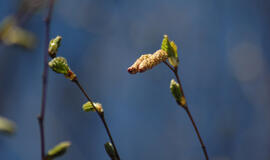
[128,54,152,74]
[48,57,77,80]
[82,101,104,113]
[48,57,69,74]
[138,49,168,73]
[104,142,117,160]
[170,79,184,104]
[48,36,62,57]
[161,35,179,67]
[0,16,36,49]
[0,116,16,135]
[46,141,71,159]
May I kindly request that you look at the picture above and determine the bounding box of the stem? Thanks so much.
[165,62,209,160]
[163,61,174,72]
[183,107,209,160]
[72,79,121,160]
[38,0,55,160]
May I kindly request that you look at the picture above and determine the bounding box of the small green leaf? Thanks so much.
[168,41,179,67]
[0,116,16,135]
[46,141,71,159]
[48,36,62,57]
[104,142,118,160]
[161,35,179,67]
[161,35,173,57]
[48,57,70,75]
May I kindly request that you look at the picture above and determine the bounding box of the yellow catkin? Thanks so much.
[138,49,168,73]
[128,54,152,74]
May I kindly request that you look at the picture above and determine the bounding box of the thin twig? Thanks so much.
[72,79,121,160]
[163,61,174,72]
[166,64,209,160]
[38,0,55,160]
[183,106,208,160]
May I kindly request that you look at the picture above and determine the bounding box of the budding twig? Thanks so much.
[38,0,55,160]
[128,35,209,160]
[72,79,121,160]
[48,38,120,159]
[165,63,209,160]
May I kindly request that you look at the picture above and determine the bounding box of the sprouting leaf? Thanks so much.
[161,35,179,67]
[169,41,179,67]
[46,141,71,159]
[161,35,173,57]
[0,116,16,135]
[170,41,178,54]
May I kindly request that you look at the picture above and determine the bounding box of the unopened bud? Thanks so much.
[104,142,117,160]
[48,36,62,57]
[82,102,104,113]
[46,141,71,159]
[170,79,184,105]
[48,57,77,80]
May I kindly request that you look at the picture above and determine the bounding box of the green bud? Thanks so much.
[48,57,70,75]
[49,57,77,80]
[48,36,62,57]
[82,102,104,113]
[161,35,179,67]
[104,142,117,160]
[46,141,71,159]
[0,16,36,49]
[170,79,183,103]
[0,116,16,135]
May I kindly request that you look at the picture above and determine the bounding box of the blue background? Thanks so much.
[0,0,270,159]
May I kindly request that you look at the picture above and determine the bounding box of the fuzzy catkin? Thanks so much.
[128,54,152,74]
[138,49,168,73]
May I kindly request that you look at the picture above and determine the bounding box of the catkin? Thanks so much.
[128,54,152,74]
[138,49,168,73]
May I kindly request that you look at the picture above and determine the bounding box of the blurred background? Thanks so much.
[0,0,270,159]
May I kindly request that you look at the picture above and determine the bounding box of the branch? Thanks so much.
[73,79,121,160]
[38,0,55,160]
[167,65,209,160]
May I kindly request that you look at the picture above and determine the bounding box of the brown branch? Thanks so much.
[183,106,209,160]
[163,61,174,72]
[38,0,55,160]
[72,79,121,160]
[166,64,209,160]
